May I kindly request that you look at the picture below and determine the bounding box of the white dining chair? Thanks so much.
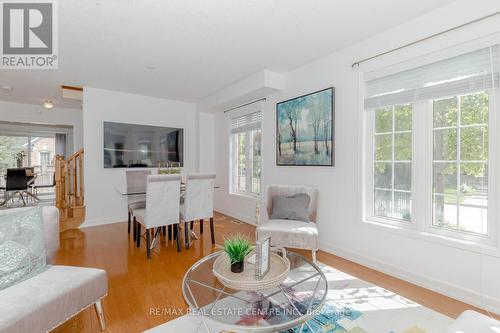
[133,174,182,258]
[257,184,319,263]
[181,173,216,249]
[125,170,151,240]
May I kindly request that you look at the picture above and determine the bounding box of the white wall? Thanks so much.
[0,100,83,152]
[82,87,198,226]
[211,0,500,314]
[198,112,215,174]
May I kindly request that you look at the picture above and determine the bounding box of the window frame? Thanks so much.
[363,90,499,247]
[229,114,262,199]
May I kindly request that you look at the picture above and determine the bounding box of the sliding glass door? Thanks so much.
[0,134,56,195]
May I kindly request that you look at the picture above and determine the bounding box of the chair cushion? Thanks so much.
[257,219,318,250]
[270,193,310,222]
[0,265,107,333]
[0,206,47,291]
[448,310,500,333]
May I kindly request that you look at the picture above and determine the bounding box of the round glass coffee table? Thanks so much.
[182,251,327,333]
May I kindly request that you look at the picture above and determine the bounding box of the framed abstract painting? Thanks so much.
[276,87,335,166]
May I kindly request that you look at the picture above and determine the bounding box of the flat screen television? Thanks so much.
[103,121,183,168]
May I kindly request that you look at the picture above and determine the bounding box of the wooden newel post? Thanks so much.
[55,154,67,217]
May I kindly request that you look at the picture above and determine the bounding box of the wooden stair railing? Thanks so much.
[55,149,85,231]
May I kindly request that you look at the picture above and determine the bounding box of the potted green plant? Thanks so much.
[222,233,253,273]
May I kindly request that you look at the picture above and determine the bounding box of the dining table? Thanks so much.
[115,182,220,249]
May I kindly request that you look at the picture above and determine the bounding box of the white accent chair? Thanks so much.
[448,310,500,333]
[0,206,108,332]
[125,170,151,241]
[257,185,319,263]
[181,174,216,249]
[134,174,182,258]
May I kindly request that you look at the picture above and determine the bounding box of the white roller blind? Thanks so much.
[364,44,500,109]
[230,111,262,134]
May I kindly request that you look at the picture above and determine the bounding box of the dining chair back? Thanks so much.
[1,168,28,206]
[126,170,151,237]
[126,170,151,206]
[134,174,182,258]
[6,168,28,191]
[182,173,216,247]
[144,174,182,229]
[183,173,216,222]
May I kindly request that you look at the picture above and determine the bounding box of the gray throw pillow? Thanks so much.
[0,206,48,291]
[271,193,310,222]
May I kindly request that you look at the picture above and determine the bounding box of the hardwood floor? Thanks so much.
[53,212,498,332]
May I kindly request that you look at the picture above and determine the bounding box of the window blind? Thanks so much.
[230,111,262,134]
[364,44,500,109]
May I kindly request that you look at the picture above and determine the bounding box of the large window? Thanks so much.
[230,111,262,197]
[364,42,499,244]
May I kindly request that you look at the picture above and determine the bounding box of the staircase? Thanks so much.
[55,149,85,232]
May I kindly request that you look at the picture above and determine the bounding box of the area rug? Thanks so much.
[145,262,454,333]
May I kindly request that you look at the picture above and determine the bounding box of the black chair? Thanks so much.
[25,167,36,201]
[25,167,35,186]
[1,168,28,206]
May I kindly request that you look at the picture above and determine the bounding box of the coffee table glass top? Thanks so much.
[182,250,327,332]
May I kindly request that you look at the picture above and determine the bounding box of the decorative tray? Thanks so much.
[212,251,290,291]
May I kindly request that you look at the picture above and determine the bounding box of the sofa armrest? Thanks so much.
[448,310,500,333]
[43,206,60,264]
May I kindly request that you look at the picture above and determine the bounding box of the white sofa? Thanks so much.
[448,310,500,333]
[0,206,108,333]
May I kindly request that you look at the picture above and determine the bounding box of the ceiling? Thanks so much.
[0,0,457,109]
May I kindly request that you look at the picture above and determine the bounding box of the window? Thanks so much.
[364,41,499,244]
[39,151,51,165]
[230,110,262,197]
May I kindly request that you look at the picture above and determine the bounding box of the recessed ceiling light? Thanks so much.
[1,86,12,92]
[43,100,54,109]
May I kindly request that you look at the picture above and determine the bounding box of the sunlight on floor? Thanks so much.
[321,265,422,313]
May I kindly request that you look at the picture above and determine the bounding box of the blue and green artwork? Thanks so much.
[276,88,335,166]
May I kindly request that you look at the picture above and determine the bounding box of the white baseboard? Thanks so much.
[80,216,127,228]
[214,207,256,226]
[320,241,500,315]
